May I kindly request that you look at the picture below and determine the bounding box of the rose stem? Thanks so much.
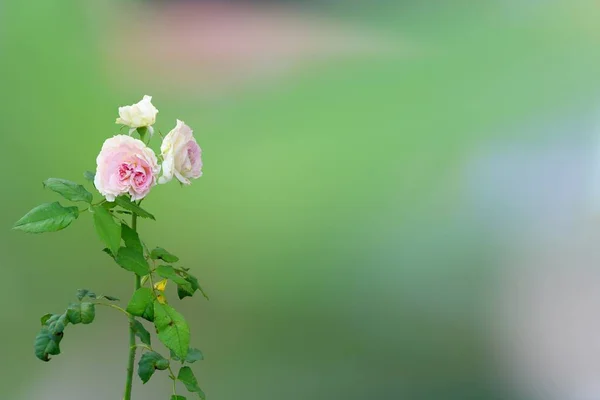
[123,213,140,400]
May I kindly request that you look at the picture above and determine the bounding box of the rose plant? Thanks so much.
[13,96,207,400]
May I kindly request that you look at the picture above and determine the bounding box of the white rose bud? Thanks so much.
[115,95,158,136]
[159,120,203,185]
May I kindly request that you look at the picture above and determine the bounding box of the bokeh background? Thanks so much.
[3,0,600,399]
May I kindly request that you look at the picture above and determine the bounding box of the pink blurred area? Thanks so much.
[94,1,399,91]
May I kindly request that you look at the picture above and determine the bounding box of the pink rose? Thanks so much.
[159,120,203,185]
[94,135,160,201]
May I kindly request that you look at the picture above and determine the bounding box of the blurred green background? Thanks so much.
[3,1,600,399]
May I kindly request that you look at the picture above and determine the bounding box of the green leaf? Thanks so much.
[47,313,69,335]
[126,288,155,322]
[115,196,155,220]
[40,314,53,325]
[66,302,95,325]
[131,319,151,346]
[185,348,204,363]
[14,202,79,233]
[154,301,190,360]
[43,178,93,203]
[192,278,209,301]
[103,201,117,210]
[92,205,121,254]
[121,223,143,253]
[76,288,98,300]
[78,290,118,302]
[115,247,150,276]
[171,348,204,363]
[176,271,209,301]
[34,326,62,362]
[83,171,95,182]
[177,366,205,399]
[151,247,179,263]
[156,358,170,370]
[171,396,187,400]
[138,351,169,384]
[156,265,189,286]
[177,284,194,300]
[97,295,119,301]
[76,289,89,301]
[35,313,68,362]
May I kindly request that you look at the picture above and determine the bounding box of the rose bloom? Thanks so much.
[115,95,158,130]
[159,120,203,185]
[94,135,160,201]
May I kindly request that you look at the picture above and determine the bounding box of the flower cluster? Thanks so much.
[95,96,203,202]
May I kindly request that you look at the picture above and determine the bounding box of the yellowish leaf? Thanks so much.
[154,279,168,292]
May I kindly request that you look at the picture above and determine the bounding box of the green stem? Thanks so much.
[130,343,152,352]
[168,364,178,396]
[94,303,129,317]
[123,213,140,400]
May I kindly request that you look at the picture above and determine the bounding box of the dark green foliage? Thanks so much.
[40,313,53,325]
[138,351,169,383]
[116,247,150,276]
[76,289,93,301]
[154,301,190,360]
[34,313,70,361]
[178,366,205,399]
[151,247,179,263]
[83,171,95,182]
[25,177,208,399]
[171,348,204,364]
[115,196,155,220]
[176,270,209,301]
[126,288,155,322]
[156,265,188,285]
[98,295,119,301]
[66,302,95,324]
[35,326,62,362]
[76,289,118,302]
[131,320,151,346]
[14,202,79,233]
[43,178,93,203]
[121,223,143,253]
[92,205,121,254]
